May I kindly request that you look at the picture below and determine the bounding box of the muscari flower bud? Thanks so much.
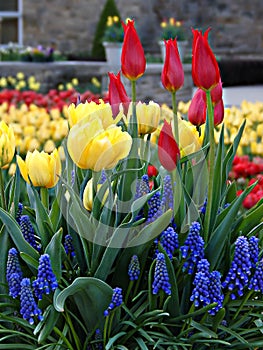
[128,255,140,281]
[20,278,43,325]
[19,215,39,251]
[222,236,252,299]
[181,221,204,274]
[152,253,171,295]
[32,254,58,300]
[104,287,123,316]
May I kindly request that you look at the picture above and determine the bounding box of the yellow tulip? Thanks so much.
[16,72,25,80]
[83,178,109,211]
[44,140,56,153]
[0,121,15,168]
[178,119,203,157]
[71,78,79,86]
[67,100,120,128]
[83,178,94,211]
[16,149,62,188]
[127,101,161,135]
[67,117,132,171]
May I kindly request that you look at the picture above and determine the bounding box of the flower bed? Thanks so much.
[1,20,263,349]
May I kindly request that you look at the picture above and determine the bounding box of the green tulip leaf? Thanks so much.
[34,304,60,344]
[54,277,113,332]
[20,252,39,270]
[27,184,53,248]
[45,228,63,281]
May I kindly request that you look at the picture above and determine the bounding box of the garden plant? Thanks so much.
[1,20,263,350]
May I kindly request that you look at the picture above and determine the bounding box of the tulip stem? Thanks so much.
[0,169,6,211]
[204,90,215,242]
[40,187,49,211]
[171,91,179,146]
[129,80,138,139]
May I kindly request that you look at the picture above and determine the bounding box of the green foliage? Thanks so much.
[91,0,122,60]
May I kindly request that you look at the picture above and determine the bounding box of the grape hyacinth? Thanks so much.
[147,191,162,223]
[64,234,76,258]
[222,236,252,299]
[20,215,39,251]
[135,174,150,199]
[155,226,179,259]
[16,202,23,225]
[128,255,140,281]
[20,278,43,325]
[32,254,58,300]
[181,221,204,274]
[161,174,174,212]
[190,271,210,307]
[190,259,224,315]
[249,236,259,268]
[104,287,123,316]
[8,272,22,298]
[199,198,207,215]
[6,248,23,297]
[248,260,263,293]
[208,271,224,315]
[152,253,171,295]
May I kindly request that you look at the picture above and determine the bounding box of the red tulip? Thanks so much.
[121,20,146,81]
[158,120,180,171]
[108,71,131,117]
[192,28,220,91]
[188,88,207,126]
[147,164,158,177]
[211,79,223,105]
[214,99,224,126]
[161,39,184,93]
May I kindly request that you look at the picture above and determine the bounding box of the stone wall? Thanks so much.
[23,0,263,57]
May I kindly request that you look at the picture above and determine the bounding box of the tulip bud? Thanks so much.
[0,121,15,168]
[16,149,62,188]
[214,99,224,126]
[188,88,207,126]
[192,28,220,91]
[161,39,184,93]
[121,20,146,81]
[127,101,161,135]
[108,71,131,117]
[158,120,180,171]
[83,178,109,211]
[211,79,223,105]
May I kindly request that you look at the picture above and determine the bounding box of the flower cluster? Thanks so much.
[20,45,54,62]
[160,18,186,41]
[6,248,57,324]
[0,72,41,91]
[2,17,263,349]
[231,155,263,209]
[32,254,58,300]
[190,259,224,315]
[222,236,255,299]
[152,253,171,295]
[180,221,205,274]
[103,16,124,43]
[128,255,140,281]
